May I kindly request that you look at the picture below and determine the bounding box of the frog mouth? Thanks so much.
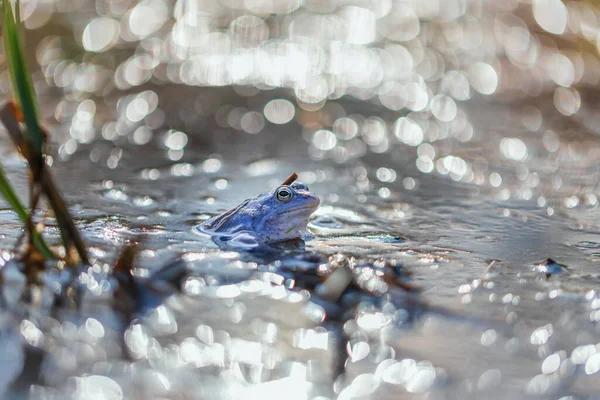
[276,205,318,216]
[255,205,317,232]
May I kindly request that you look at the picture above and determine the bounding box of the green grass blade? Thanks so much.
[1,1,88,264]
[0,164,55,259]
[31,230,54,260]
[1,1,87,263]
[2,0,44,156]
[0,163,27,221]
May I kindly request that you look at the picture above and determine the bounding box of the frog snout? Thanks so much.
[301,194,320,208]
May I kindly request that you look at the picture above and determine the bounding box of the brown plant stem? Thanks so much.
[0,101,88,265]
[281,172,298,186]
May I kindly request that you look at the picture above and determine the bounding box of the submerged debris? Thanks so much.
[535,258,568,279]
[112,241,173,320]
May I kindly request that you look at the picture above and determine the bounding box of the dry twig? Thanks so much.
[281,173,298,186]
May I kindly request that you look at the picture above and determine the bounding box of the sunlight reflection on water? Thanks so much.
[2,0,600,399]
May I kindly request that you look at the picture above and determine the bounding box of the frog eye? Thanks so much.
[276,187,293,202]
[291,182,308,191]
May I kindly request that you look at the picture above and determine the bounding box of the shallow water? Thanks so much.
[1,0,600,399]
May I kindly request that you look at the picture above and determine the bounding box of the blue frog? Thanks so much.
[197,180,320,250]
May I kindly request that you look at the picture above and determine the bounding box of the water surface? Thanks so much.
[1,0,600,399]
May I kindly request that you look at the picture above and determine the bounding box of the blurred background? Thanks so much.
[2,0,600,399]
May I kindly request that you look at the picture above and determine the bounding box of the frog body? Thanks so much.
[197,181,320,249]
